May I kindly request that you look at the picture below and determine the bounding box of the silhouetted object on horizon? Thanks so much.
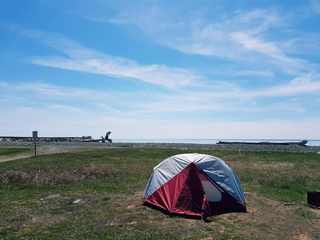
[105,131,112,143]
[83,131,112,143]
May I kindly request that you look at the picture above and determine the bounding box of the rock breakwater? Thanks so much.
[0,136,88,142]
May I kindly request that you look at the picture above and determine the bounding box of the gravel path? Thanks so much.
[1,141,320,154]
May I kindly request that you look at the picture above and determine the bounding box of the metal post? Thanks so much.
[34,139,36,157]
[32,131,38,157]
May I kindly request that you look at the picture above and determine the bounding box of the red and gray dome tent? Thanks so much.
[143,153,246,219]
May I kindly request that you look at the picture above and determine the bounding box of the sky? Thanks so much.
[0,0,320,139]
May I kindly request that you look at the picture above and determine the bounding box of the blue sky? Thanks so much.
[1,0,320,139]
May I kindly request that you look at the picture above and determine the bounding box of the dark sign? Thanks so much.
[32,131,38,139]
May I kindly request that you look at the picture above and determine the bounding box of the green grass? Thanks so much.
[0,147,33,157]
[1,147,320,239]
[229,151,320,203]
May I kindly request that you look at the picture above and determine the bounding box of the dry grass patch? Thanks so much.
[0,165,121,186]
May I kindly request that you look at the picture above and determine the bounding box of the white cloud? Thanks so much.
[311,1,320,14]
[0,80,256,115]
[96,103,123,113]
[2,73,319,119]
[0,81,113,100]
[8,27,202,89]
[262,73,320,96]
[233,70,274,77]
[232,73,320,99]
[230,31,310,75]
[128,100,260,113]
[108,8,267,56]
[28,55,199,88]
[106,6,311,74]
[273,101,305,113]
[297,0,320,16]
[177,73,320,100]
[230,32,284,60]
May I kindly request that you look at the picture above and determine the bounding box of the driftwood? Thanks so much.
[217,140,308,146]
[83,131,112,143]
[284,203,296,206]
[105,131,112,143]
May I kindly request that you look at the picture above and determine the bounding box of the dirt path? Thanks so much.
[0,147,88,163]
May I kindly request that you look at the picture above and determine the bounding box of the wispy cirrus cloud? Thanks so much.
[28,55,199,89]
[107,6,283,57]
[0,81,112,100]
[3,71,319,109]
[248,73,320,98]
[297,0,320,16]
[215,72,320,99]
[232,70,274,77]
[229,31,310,75]
[7,26,202,89]
[273,101,305,113]
[174,72,320,101]
[1,71,318,134]
[106,5,316,75]
[311,0,320,14]
[230,32,286,61]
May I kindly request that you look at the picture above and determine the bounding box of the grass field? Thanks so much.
[0,147,33,157]
[1,147,320,239]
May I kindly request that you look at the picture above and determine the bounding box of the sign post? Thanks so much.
[32,131,38,157]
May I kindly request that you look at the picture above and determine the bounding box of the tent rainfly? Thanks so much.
[143,153,246,220]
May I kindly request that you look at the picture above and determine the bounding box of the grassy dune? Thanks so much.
[1,147,320,239]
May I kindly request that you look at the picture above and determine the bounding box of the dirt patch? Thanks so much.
[122,191,320,240]
[230,192,320,239]
[30,212,66,226]
[0,154,32,163]
[293,234,314,240]
[0,147,93,163]
[251,162,295,169]
[92,189,320,239]
[43,193,61,200]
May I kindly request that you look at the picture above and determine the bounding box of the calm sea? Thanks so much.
[114,139,320,146]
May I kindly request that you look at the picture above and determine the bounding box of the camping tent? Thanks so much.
[143,153,246,219]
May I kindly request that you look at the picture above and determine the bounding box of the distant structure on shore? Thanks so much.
[217,139,308,146]
[83,131,112,143]
[0,131,113,143]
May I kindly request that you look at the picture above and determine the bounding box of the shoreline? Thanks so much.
[1,141,320,154]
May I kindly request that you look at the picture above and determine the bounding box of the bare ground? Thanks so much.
[124,191,320,240]
[0,147,96,163]
[84,189,320,240]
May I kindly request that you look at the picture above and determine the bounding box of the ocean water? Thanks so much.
[114,139,320,146]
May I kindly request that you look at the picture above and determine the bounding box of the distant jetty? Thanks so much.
[0,136,87,142]
[217,139,308,146]
[0,132,112,143]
